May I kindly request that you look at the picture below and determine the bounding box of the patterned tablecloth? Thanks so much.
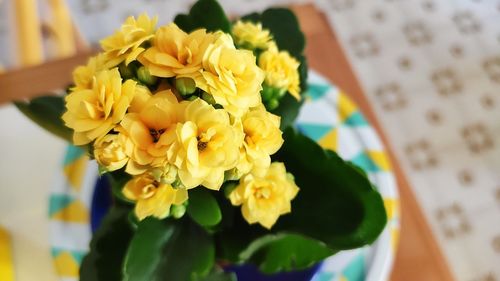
[48,71,400,281]
[315,0,500,280]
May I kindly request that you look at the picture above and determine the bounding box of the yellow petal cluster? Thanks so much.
[123,173,188,220]
[93,133,129,172]
[171,98,240,190]
[119,90,181,175]
[198,33,265,117]
[232,20,273,50]
[259,44,301,100]
[72,54,110,91]
[229,162,299,229]
[63,68,136,145]
[65,14,303,223]
[100,14,157,66]
[242,105,283,161]
[234,105,283,177]
[139,23,216,81]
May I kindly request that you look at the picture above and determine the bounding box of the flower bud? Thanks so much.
[266,99,279,110]
[137,66,158,86]
[170,204,186,219]
[261,86,274,102]
[175,77,197,96]
[201,92,216,105]
[119,63,136,80]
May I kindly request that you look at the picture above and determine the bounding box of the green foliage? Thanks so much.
[271,94,304,130]
[174,0,231,33]
[214,128,386,273]
[123,218,215,281]
[239,233,334,273]
[80,205,134,281]
[107,170,134,204]
[14,96,72,142]
[272,128,387,249]
[187,189,222,227]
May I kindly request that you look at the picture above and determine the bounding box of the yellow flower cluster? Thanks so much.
[232,21,301,101]
[229,162,299,229]
[259,44,301,100]
[232,21,273,50]
[63,15,300,228]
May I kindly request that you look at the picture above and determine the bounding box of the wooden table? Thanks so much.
[0,4,455,280]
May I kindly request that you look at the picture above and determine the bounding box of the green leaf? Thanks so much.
[242,8,305,58]
[187,189,222,227]
[271,93,304,130]
[215,128,386,273]
[14,96,72,142]
[107,171,134,204]
[123,218,215,281]
[80,205,134,281]
[174,0,231,33]
[239,233,334,273]
[272,128,387,249]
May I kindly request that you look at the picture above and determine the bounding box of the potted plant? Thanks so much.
[15,0,387,280]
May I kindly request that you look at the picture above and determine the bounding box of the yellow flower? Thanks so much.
[100,14,157,66]
[171,98,241,190]
[129,84,153,113]
[258,44,301,100]
[63,68,136,145]
[72,53,111,91]
[150,164,178,185]
[232,20,273,50]
[94,133,129,172]
[138,23,216,81]
[229,162,299,229]
[242,105,283,160]
[123,173,188,220]
[230,106,283,178]
[198,33,265,117]
[119,90,181,175]
[232,146,270,180]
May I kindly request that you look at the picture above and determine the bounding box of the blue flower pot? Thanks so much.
[89,176,320,281]
[225,264,320,281]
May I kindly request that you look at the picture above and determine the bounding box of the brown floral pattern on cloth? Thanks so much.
[316,0,500,279]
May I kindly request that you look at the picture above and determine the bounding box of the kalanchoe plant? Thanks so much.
[15,0,387,280]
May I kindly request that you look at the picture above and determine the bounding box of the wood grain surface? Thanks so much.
[0,4,455,280]
[291,4,455,281]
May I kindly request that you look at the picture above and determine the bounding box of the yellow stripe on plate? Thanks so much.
[0,227,15,281]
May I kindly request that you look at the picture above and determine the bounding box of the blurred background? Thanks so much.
[1,0,499,281]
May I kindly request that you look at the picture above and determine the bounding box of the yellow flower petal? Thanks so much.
[123,174,188,221]
[229,162,299,229]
